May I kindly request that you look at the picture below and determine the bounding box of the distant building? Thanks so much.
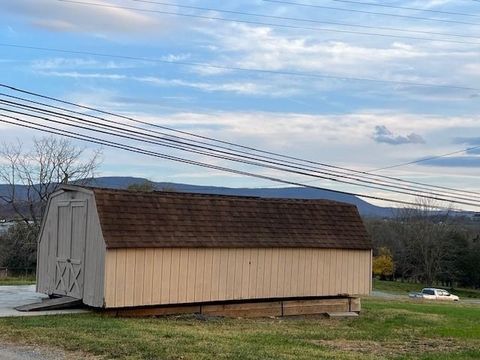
[0,219,34,235]
[0,220,15,235]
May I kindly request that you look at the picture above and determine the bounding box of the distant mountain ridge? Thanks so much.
[0,176,397,218]
[1,176,474,220]
[87,176,396,218]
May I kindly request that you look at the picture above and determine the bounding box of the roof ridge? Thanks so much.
[87,185,353,206]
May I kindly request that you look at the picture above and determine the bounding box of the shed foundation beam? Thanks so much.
[103,297,361,318]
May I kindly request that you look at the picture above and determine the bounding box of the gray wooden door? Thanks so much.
[53,201,87,299]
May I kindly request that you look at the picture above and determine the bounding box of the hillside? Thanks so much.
[0,176,395,218]
[87,176,395,217]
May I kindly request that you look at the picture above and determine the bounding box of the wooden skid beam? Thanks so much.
[201,301,283,318]
[283,298,349,316]
[104,297,361,318]
[107,305,201,317]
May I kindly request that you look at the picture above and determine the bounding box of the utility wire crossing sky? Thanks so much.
[0,0,479,207]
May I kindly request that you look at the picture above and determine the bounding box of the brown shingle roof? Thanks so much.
[91,188,372,250]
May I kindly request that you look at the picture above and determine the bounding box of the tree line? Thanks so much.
[366,205,480,289]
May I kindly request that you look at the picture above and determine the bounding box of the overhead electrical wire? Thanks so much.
[0,111,475,211]
[0,113,455,210]
[1,85,478,199]
[42,2,480,192]
[120,0,480,42]
[1,45,479,93]
[3,93,479,202]
[262,0,480,26]
[2,100,480,207]
[370,146,480,172]
[56,0,480,46]
[1,89,480,209]
[287,0,480,18]
[2,83,480,199]
[2,95,480,205]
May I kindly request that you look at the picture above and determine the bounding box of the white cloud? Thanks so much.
[112,110,479,149]
[193,21,479,91]
[35,70,301,96]
[38,71,127,80]
[159,54,191,62]
[462,63,480,76]
[1,0,171,36]
[31,58,138,70]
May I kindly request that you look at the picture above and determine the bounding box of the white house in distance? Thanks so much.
[0,220,15,235]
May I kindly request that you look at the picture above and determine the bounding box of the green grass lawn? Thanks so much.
[0,298,479,360]
[0,276,36,286]
[373,279,480,299]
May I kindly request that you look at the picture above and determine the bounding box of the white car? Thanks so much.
[409,288,460,301]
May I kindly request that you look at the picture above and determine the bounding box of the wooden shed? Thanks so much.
[36,185,372,316]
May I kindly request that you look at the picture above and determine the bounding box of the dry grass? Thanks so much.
[0,298,479,359]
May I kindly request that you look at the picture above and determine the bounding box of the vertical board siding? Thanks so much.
[104,248,372,308]
[143,250,154,305]
[169,249,180,304]
[38,190,106,308]
[203,250,213,301]
[115,249,127,307]
[104,250,116,307]
[160,249,171,304]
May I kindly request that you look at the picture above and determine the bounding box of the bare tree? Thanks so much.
[0,136,102,225]
[366,198,459,285]
[396,199,455,285]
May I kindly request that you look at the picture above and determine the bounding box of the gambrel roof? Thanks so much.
[79,187,373,250]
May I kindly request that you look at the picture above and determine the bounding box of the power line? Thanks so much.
[3,94,480,203]
[123,0,480,41]
[2,45,479,93]
[2,112,476,211]
[1,113,455,210]
[292,0,480,18]
[370,145,480,172]
[263,0,480,26]
[0,104,462,204]
[57,0,480,46]
[2,83,480,199]
[3,100,480,206]
[1,84,475,206]
[3,95,480,210]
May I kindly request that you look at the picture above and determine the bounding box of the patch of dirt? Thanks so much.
[0,342,103,360]
[311,337,464,357]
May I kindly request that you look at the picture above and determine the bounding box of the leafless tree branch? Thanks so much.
[0,136,103,225]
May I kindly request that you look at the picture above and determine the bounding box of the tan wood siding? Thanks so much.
[104,248,372,308]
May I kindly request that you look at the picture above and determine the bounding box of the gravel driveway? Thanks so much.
[0,343,99,360]
[0,343,70,360]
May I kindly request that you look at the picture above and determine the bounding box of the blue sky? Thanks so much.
[0,0,479,206]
